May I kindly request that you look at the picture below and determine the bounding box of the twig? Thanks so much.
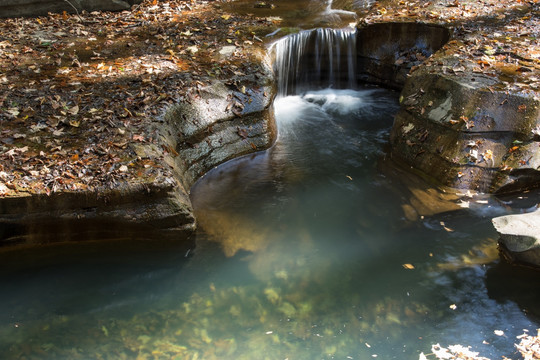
[63,0,84,22]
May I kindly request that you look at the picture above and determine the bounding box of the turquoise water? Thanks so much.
[0,88,539,360]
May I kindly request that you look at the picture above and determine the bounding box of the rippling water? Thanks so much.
[0,89,538,360]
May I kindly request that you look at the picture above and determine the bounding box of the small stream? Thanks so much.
[0,88,538,360]
[0,1,539,359]
[189,88,540,359]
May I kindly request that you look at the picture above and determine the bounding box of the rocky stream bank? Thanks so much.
[0,0,539,267]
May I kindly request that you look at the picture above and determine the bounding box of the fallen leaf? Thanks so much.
[68,105,79,115]
[440,221,454,232]
[69,119,80,127]
[403,123,415,134]
[7,108,20,116]
[0,181,9,196]
[187,45,198,54]
[237,127,248,139]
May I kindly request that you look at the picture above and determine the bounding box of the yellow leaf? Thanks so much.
[221,14,231,20]
[402,263,415,270]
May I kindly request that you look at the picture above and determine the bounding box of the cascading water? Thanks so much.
[270,28,357,96]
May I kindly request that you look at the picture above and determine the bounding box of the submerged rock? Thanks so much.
[492,209,540,268]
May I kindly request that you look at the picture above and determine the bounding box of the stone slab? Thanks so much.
[492,209,540,268]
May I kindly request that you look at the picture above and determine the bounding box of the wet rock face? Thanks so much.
[389,61,540,193]
[0,0,141,18]
[0,179,196,248]
[492,209,540,268]
[162,67,277,190]
[356,22,451,89]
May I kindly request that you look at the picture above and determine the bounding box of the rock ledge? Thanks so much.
[492,209,540,268]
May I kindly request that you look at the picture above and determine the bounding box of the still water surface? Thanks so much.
[0,88,539,359]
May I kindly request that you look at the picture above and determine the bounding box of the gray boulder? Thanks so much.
[492,208,540,268]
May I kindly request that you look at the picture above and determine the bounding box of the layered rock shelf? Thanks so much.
[0,69,276,248]
[389,49,540,194]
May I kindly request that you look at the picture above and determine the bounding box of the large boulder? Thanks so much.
[389,44,540,194]
[492,209,540,268]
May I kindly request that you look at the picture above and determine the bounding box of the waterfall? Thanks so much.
[270,28,358,96]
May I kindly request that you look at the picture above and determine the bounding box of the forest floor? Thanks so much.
[0,0,538,196]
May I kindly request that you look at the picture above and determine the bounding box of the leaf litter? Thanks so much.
[0,0,279,196]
